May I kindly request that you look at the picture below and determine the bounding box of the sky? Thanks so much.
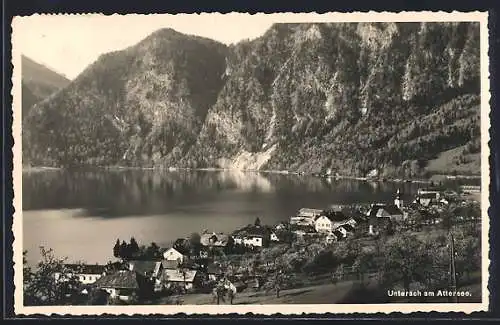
[12,12,485,80]
[13,13,282,80]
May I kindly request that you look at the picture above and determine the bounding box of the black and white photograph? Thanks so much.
[12,12,490,314]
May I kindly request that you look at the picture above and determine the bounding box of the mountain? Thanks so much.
[23,23,481,177]
[21,55,71,117]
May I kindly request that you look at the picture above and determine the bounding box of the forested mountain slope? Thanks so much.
[23,23,481,176]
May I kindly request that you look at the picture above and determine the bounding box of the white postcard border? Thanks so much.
[11,10,491,315]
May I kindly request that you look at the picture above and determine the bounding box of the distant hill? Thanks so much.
[23,23,481,177]
[21,55,70,117]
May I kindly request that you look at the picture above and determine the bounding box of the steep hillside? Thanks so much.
[21,55,70,116]
[23,29,228,167]
[23,23,481,176]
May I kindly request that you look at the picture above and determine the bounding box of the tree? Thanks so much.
[353,250,377,285]
[23,247,82,306]
[382,234,434,293]
[254,217,261,227]
[119,240,129,259]
[129,237,140,256]
[113,239,121,258]
[189,232,201,256]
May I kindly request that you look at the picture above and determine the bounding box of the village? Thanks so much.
[42,184,481,305]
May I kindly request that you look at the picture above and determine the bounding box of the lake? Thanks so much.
[21,169,471,265]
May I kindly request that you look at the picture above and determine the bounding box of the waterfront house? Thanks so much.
[162,247,186,263]
[55,264,107,285]
[314,210,357,233]
[460,185,481,194]
[290,208,324,226]
[368,204,404,221]
[92,270,148,302]
[417,188,442,199]
[416,192,440,207]
[159,269,201,291]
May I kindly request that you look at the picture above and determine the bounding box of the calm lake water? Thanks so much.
[22,169,474,265]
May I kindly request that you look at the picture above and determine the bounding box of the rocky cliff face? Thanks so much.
[23,23,481,176]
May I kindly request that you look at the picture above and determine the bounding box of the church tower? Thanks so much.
[394,188,403,209]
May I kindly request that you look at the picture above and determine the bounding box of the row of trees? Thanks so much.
[113,238,161,260]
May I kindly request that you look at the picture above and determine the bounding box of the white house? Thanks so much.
[290,208,323,226]
[163,247,185,263]
[54,264,106,285]
[270,232,279,242]
[233,234,265,247]
[314,213,356,233]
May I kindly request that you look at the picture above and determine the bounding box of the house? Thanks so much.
[314,210,357,233]
[368,204,404,221]
[200,232,232,248]
[325,232,338,244]
[290,208,324,226]
[270,232,279,242]
[162,247,186,263]
[333,229,345,240]
[232,225,272,248]
[417,188,442,199]
[290,224,316,236]
[460,185,481,194]
[128,260,162,279]
[54,264,107,285]
[367,216,393,236]
[416,193,440,207]
[159,269,201,291]
[92,270,145,302]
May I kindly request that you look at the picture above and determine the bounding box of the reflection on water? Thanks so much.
[22,169,470,265]
[23,169,424,217]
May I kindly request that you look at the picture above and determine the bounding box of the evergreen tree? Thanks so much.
[254,217,261,227]
[113,239,120,258]
[119,240,129,259]
[129,237,140,256]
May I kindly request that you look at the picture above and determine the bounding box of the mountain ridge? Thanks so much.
[21,55,71,118]
[22,22,481,177]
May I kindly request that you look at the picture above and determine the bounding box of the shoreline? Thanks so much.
[22,165,481,183]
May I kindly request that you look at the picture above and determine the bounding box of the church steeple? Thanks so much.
[394,188,403,209]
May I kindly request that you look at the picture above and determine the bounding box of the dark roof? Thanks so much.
[290,224,316,232]
[369,204,402,218]
[384,204,403,215]
[93,271,139,289]
[419,193,438,199]
[128,260,159,276]
[322,211,350,222]
[333,229,344,237]
[233,225,271,237]
[63,264,106,275]
[341,224,355,232]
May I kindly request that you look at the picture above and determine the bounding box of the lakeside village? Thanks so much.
[24,184,482,305]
